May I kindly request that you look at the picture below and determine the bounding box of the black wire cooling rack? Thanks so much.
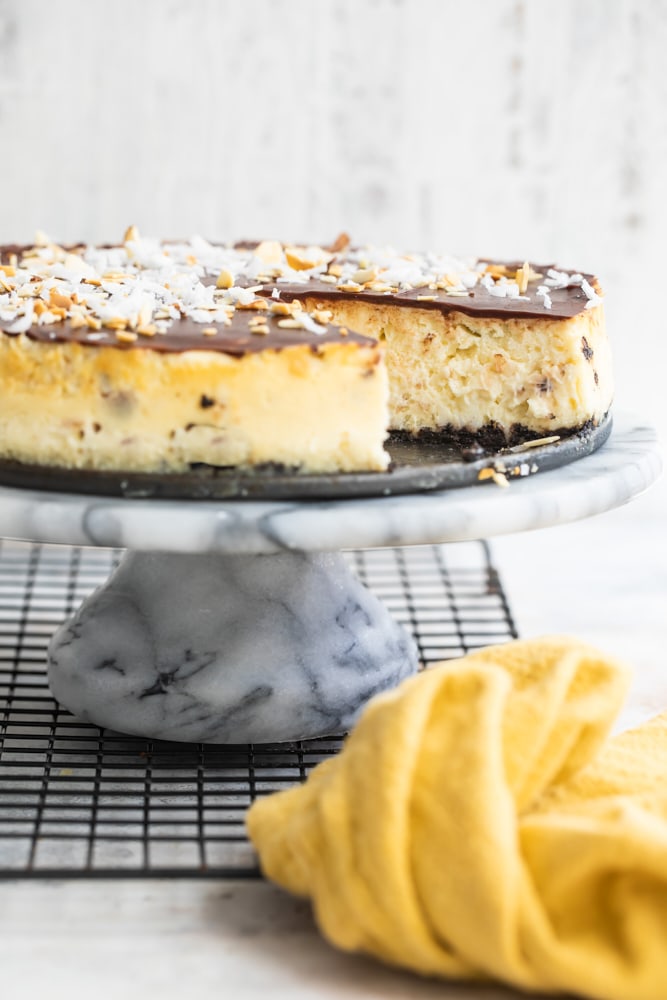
[0,539,517,879]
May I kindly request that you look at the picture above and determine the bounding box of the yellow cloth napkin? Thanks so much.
[246,637,667,1000]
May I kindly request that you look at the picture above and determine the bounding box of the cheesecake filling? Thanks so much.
[0,334,389,473]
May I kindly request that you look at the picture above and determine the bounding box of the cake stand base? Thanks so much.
[47,550,419,743]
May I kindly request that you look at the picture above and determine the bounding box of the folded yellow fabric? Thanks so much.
[247,637,667,1000]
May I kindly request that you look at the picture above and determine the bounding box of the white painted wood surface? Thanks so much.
[0,0,666,461]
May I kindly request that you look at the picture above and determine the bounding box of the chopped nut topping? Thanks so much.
[515,262,530,295]
[49,290,73,311]
[0,228,582,353]
[254,241,284,266]
[478,467,509,487]
[327,232,351,254]
[351,267,378,285]
[277,318,304,330]
[285,245,332,271]
[216,268,234,290]
[269,301,294,316]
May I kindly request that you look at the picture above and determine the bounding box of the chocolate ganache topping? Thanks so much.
[0,230,603,355]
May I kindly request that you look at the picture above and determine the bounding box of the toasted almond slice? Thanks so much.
[277,318,304,330]
[327,232,351,253]
[116,330,138,343]
[0,265,16,277]
[137,300,153,329]
[50,290,73,310]
[33,300,47,316]
[82,277,102,287]
[367,281,394,293]
[269,301,294,316]
[351,267,378,285]
[311,309,333,325]
[69,312,88,329]
[101,271,128,282]
[123,224,140,244]
[238,299,269,311]
[515,262,529,295]
[104,317,129,331]
[251,325,270,336]
[137,324,157,337]
[485,263,511,278]
[84,314,102,331]
[253,240,284,266]
[285,245,332,271]
[328,264,343,278]
[318,274,338,284]
[202,327,218,337]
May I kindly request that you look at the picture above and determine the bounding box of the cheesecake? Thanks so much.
[0,230,612,475]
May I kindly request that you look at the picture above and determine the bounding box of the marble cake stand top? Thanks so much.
[0,412,659,554]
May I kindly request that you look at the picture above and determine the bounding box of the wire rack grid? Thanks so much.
[0,539,517,879]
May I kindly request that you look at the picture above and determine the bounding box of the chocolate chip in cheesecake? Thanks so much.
[581,336,594,361]
[199,394,215,409]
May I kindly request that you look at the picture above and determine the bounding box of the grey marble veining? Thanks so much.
[0,413,660,555]
[48,550,418,743]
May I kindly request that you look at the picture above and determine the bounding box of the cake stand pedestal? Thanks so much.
[0,412,660,744]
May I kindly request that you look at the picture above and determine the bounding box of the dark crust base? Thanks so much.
[0,414,611,501]
[391,419,597,454]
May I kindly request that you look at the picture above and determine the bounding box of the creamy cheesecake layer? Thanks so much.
[0,334,389,473]
[297,296,612,437]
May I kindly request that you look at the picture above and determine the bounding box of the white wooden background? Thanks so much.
[0,0,666,472]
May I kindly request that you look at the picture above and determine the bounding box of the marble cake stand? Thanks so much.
[0,412,660,744]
